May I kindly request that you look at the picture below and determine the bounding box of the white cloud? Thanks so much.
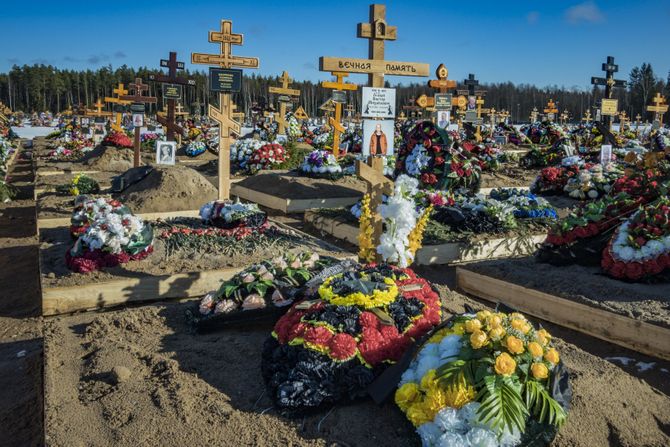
[526,11,539,25]
[565,1,605,24]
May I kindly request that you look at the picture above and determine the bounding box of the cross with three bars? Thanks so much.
[416,63,457,111]
[119,78,157,168]
[87,99,112,118]
[647,93,668,127]
[544,99,558,122]
[269,71,300,135]
[104,83,131,132]
[150,51,195,142]
[321,72,358,157]
[591,56,626,127]
[191,19,259,200]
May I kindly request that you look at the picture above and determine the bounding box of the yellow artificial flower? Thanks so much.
[464,318,482,333]
[69,186,80,196]
[406,402,433,427]
[544,348,560,365]
[443,379,476,409]
[408,205,432,257]
[318,275,398,309]
[476,310,491,322]
[487,314,503,329]
[504,335,525,355]
[531,363,549,380]
[511,318,531,334]
[357,194,376,263]
[536,329,552,344]
[528,341,544,358]
[423,388,448,416]
[451,322,465,335]
[469,330,488,349]
[488,326,506,341]
[494,352,517,376]
[395,382,420,412]
[510,312,527,321]
[420,369,438,392]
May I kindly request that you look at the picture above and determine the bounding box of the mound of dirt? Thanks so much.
[116,165,218,213]
[82,145,135,172]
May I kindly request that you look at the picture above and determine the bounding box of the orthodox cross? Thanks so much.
[87,98,112,118]
[560,110,569,125]
[618,111,629,132]
[635,113,642,131]
[151,51,195,142]
[175,103,189,117]
[591,56,626,127]
[192,19,259,200]
[543,99,558,122]
[104,83,130,132]
[489,107,497,127]
[582,109,592,125]
[269,71,301,135]
[647,93,668,127]
[119,77,157,168]
[475,97,490,140]
[429,63,457,93]
[319,4,429,88]
[498,109,510,123]
[321,71,358,157]
[530,107,539,123]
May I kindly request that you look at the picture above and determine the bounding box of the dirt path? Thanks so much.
[0,142,44,446]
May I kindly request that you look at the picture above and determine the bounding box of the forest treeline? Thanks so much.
[0,62,667,123]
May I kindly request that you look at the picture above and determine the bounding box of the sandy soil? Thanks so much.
[43,287,670,447]
[234,171,367,200]
[465,256,670,329]
[116,165,218,213]
[480,164,540,189]
[39,222,345,288]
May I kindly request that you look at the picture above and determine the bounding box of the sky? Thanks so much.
[2,0,669,89]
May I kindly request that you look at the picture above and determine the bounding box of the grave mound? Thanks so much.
[116,164,217,212]
[82,145,135,172]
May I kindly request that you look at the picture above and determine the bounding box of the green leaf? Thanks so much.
[524,380,567,428]
[436,359,477,389]
[475,375,529,435]
[222,283,238,298]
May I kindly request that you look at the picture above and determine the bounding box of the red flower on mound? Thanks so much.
[329,333,357,361]
[65,245,153,273]
[103,131,133,148]
[303,326,334,346]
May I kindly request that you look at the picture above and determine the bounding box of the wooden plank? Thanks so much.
[38,209,202,230]
[304,212,544,265]
[42,267,240,316]
[319,57,429,77]
[231,184,362,214]
[456,268,670,361]
[37,170,101,177]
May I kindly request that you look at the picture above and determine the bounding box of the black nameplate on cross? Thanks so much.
[150,51,195,141]
[590,56,626,127]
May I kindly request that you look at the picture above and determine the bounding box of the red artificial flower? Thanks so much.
[574,226,589,239]
[644,259,664,275]
[434,157,445,166]
[359,311,380,330]
[625,262,645,280]
[328,333,357,360]
[303,326,334,346]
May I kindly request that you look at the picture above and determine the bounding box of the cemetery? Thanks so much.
[0,2,669,446]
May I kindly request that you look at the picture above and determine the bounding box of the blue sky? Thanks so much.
[2,0,669,89]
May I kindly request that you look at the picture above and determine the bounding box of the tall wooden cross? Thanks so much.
[530,107,539,123]
[475,97,490,140]
[104,83,130,132]
[635,113,642,131]
[647,93,668,127]
[192,19,259,200]
[319,4,429,88]
[119,78,157,167]
[591,56,626,128]
[544,99,558,122]
[560,110,569,125]
[151,51,195,142]
[489,107,497,128]
[582,109,592,125]
[321,71,358,157]
[499,109,510,124]
[269,71,300,135]
[87,98,112,118]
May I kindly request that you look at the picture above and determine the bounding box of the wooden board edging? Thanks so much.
[456,268,670,361]
[232,184,361,214]
[38,209,202,230]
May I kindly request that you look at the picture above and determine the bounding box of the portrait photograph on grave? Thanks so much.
[436,110,450,129]
[362,119,394,156]
[156,140,176,165]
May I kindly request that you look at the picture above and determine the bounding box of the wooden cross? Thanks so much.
[119,78,157,168]
[489,107,497,127]
[321,71,358,157]
[462,73,484,97]
[175,103,189,117]
[591,56,626,127]
[87,98,112,118]
[618,111,629,132]
[635,113,642,130]
[231,102,244,122]
[397,111,407,122]
[582,109,592,124]
[499,109,510,123]
[647,93,668,126]
[269,71,301,135]
[319,4,429,88]
[544,99,558,122]
[192,19,259,200]
[263,110,274,123]
[356,157,394,263]
[151,51,195,142]
[104,83,130,132]
[344,103,355,121]
[429,63,457,93]
[560,110,569,124]
[475,97,489,140]
[530,107,539,123]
